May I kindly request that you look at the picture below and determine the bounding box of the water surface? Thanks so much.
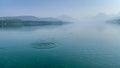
[0,23,120,68]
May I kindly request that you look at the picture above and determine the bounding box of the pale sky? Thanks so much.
[0,0,120,19]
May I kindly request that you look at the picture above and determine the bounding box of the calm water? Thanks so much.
[0,23,120,68]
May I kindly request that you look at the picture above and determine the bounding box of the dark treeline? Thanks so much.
[0,19,65,27]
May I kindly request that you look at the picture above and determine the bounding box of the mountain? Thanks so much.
[83,13,113,24]
[0,15,78,22]
[39,17,60,21]
[57,15,79,22]
[108,17,120,24]
[0,16,68,27]
[0,16,40,21]
[107,15,120,24]
[91,13,111,22]
[0,16,61,22]
[15,16,40,21]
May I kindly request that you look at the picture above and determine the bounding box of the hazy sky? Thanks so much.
[0,0,120,19]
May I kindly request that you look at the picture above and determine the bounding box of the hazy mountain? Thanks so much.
[0,15,79,22]
[108,16,120,24]
[15,16,40,21]
[0,16,61,21]
[57,15,79,22]
[0,16,40,21]
[106,14,120,24]
[84,13,113,24]
[92,13,111,22]
[0,16,68,27]
[39,17,61,21]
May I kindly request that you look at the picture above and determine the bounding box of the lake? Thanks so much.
[0,22,120,68]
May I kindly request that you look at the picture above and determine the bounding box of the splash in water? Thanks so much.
[31,42,57,49]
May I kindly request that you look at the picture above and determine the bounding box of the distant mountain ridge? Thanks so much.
[107,15,120,24]
[0,16,71,27]
[0,16,60,21]
[0,15,78,22]
[57,15,79,22]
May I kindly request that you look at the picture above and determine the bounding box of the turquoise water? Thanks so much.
[0,23,120,68]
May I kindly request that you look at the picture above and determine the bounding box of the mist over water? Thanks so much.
[1,0,120,67]
[0,20,120,68]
